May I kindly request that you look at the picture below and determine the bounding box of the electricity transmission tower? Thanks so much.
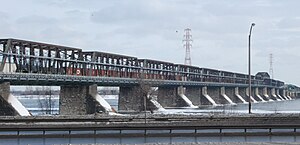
[269,53,274,79]
[183,28,192,65]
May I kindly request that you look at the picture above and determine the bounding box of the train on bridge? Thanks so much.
[0,39,284,87]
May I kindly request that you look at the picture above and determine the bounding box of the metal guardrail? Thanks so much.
[0,115,299,137]
[0,124,300,138]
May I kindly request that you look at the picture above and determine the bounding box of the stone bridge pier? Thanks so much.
[60,84,115,115]
[239,87,249,102]
[200,87,217,105]
[254,87,265,102]
[280,89,288,100]
[271,88,281,101]
[251,87,262,102]
[262,87,273,101]
[118,85,162,112]
[257,88,265,101]
[60,85,97,115]
[206,87,225,104]
[268,88,278,101]
[234,87,247,103]
[185,87,201,106]
[225,87,239,103]
[246,87,257,103]
[157,86,191,108]
[275,89,284,100]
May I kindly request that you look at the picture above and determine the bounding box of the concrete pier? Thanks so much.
[220,87,235,104]
[276,89,284,100]
[207,87,228,104]
[258,88,267,101]
[157,86,190,108]
[239,87,249,103]
[185,87,201,106]
[201,87,217,105]
[250,88,261,102]
[177,86,196,107]
[246,87,257,103]
[268,88,278,101]
[271,88,281,101]
[281,90,289,100]
[119,85,160,112]
[60,85,97,115]
[263,87,274,101]
[254,87,266,102]
[224,87,239,103]
[234,87,247,103]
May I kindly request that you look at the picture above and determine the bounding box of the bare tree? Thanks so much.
[136,70,159,124]
[37,86,56,115]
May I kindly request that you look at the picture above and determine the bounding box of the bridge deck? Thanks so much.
[0,73,276,88]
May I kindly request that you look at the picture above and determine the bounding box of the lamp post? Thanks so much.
[248,23,255,114]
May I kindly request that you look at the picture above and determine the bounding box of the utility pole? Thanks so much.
[248,23,255,114]
[183,28,192,65]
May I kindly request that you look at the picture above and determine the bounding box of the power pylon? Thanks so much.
[183,28,192,65]
[269,53,274,79]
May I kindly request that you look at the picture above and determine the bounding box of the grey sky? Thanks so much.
[0,0,299,86]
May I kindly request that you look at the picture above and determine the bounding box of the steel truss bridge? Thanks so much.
[0,38,284,88]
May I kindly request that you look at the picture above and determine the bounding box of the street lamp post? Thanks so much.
[248,23,255,114]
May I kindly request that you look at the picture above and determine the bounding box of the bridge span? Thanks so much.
[0,38,299,116]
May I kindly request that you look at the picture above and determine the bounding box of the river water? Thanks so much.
[2,96,300,145]
[17,95,300,115]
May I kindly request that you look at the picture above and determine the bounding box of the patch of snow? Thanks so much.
[7,94,31,116]
[108,112,124,116]
[153,108,300,115]
[149,98,165,111]
[93,94,113,112]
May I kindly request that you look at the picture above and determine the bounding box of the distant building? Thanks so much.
[255,72,270,80]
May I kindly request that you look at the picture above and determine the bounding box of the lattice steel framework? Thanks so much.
[183,28,192,65]
[0,38,285,88]
[269,53,274,79]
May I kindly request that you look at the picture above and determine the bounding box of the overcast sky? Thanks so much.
[1,0,299,86]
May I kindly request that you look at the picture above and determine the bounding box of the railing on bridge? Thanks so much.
[0,38,284,87]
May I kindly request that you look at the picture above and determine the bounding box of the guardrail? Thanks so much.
[0,124,300,138]
[0,114,300,137]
